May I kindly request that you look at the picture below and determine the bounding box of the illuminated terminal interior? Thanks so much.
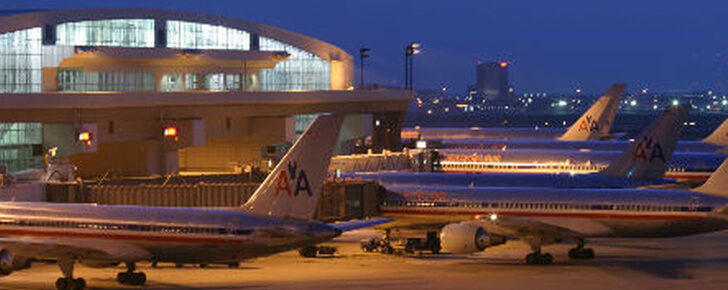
[0,9,409,176]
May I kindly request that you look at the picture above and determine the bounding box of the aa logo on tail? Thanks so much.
[274,161,312,197]
[631,136,666,163]
[578,115,601,132]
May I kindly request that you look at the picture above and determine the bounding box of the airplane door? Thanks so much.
[688,196,701,212]
[226,218,240,242]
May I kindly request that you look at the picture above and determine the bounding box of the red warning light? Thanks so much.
[499,62,508,68]
[78,131,92,146]
[164,126,178,138]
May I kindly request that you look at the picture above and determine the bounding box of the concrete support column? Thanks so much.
[371,112,405,152]
[164,150,179,174]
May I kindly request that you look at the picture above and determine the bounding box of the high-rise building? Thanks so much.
[475,61,510,103]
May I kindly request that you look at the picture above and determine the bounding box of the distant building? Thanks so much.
[475,61,511,103]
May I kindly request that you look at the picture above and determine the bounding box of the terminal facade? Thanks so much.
[0,9,411,177]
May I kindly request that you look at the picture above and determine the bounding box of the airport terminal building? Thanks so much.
[0,9,410,177]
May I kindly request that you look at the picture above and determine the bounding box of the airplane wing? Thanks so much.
[0,236,151,262]
[328,218,392,232]
[472,215,614,246]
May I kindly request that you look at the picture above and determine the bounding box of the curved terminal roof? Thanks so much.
[0,8,352,63]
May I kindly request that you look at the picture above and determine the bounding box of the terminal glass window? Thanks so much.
[56,19,155,47]
[0,28,42,93]
[0,123,42,173]
[259,36,330,91]
[167,20,250,50]
[57,69,155,92]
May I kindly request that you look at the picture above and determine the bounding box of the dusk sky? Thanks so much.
[5,0,728,94]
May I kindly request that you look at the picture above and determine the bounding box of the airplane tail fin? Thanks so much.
[242,115,343,220]
[692,158,728,197]
[601,104,690,179]
[558,83,625,141]
[702,118,728,147]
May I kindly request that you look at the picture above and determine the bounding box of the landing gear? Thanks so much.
[525,243,553,265]
[56,257,85,290]
[525,252,553,265]
[568,238,595,260]
[299,246,319,258]
[55,277,85,290]
[117,262,146,286]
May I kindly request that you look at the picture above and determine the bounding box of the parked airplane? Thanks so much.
[438,148,722,180]
[403,84,625,141]
[380,157,728,265]
[435,117,728,153]
[342,104,690,189]
[0,115,389,290]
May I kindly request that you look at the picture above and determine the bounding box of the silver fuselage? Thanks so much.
[0,203,339,264]
[382,186,728,238]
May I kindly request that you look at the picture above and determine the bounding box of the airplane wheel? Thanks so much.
[543,254,553,264]
[56,277,85,290]
[526,253,553,265]
[299,246,318,258]
[55,278,67,290]
[569,248,595,259]
[117,272,146,285]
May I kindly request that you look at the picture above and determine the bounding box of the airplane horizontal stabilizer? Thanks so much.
[327,218,392,232]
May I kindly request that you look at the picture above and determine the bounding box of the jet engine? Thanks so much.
[0,249,30,276]
[440,222,506,254]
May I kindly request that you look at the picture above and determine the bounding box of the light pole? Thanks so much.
[359,47,370,90]
[404,42,421,90]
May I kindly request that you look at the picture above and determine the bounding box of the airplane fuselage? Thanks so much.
[437,149,724,180]
[439,139,723,153]
[0,203,339,264]
[381,186,728,239]
[340,172,676,189]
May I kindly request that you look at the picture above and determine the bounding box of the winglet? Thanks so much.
[692,158,728,197]
[558,83,625,141]
[242,115,343,220]
[702,118,728,147]
[601,104,690,179]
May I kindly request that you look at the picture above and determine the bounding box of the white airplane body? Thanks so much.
[0,115,389,290]
[379,157,728,264]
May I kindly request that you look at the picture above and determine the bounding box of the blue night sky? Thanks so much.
[4,0,728,94]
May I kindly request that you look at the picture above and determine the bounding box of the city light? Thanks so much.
[499,62,508,68]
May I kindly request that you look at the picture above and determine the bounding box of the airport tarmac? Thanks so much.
[1,229,728,290]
